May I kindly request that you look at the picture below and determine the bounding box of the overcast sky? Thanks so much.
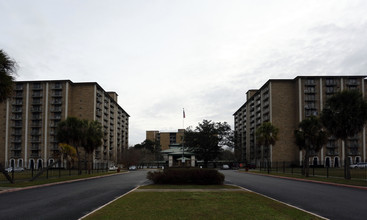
[1,0,367,145]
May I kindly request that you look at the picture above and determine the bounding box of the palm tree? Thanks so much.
[56,117,84,173]
[256,122,279,165]
[294,116,328,177]
[0,49,17,103]
[58,143,78,169]
[82,120,103,174]
[320,90,367,179]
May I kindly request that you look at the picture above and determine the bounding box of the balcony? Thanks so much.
[11,115,22,120]
[11,139,22,143]
[32,115,41,120]
[30,152,40,158]
[52,84,63,89]
[52,92,63,97]
[31,139,41,143]
[32,100,42,105]
[11,145,22,151]
[31,131,41,136]
[12,108,22,113]
[11,122,22,128]
[31,108,42,113]
[15,85,23,90]
[52,100,62,105]
[51,115,62,120]
[12,100,23,105]
[305,79,316,85]
[326,88,336,94]
[50,123,58,128]
[304,88,316,94]
[31,122,42,127]
[32,84,43,90]
[346,79,358,86]
[50,107,62,112]
[325,79,337,86]
[11,152,22,158]
[32,93,43,98]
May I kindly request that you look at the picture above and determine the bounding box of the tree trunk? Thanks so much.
[75,144,82,175]
[304,151,310,177]
[344,138,351,179]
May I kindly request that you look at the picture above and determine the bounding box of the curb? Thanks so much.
[236,185,329,220]
[242,171,367,190]
[78,186,139,220]
[0,171,129,194]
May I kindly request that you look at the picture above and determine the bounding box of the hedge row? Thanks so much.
[147,168,225,185]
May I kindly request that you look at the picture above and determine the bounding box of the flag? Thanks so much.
[183,109,185,118]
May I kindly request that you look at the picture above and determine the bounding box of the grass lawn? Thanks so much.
[85,185,323,220]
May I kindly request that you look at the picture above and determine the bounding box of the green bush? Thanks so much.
[147,168,225,185]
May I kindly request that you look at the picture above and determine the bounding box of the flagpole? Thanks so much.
[182,108,185,167]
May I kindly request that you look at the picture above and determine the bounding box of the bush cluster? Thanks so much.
[147,168,225,185]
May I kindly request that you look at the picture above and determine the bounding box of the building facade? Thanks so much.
[146,129,185,150]
[234,76,367,167]
[0,80,129,169]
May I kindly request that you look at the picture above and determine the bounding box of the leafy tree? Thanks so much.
[0,49,17,103]
[134,139,162,161]
[320,90,367,179]
[82,120,103,174]
[256,122,279,163]
[218,149,235,161]
[184,120,233,167]
[294,116,328,177]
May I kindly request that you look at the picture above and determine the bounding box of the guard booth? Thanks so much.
[161,144,196,167]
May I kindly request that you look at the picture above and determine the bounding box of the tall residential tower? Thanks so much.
[0,80,129,169]
[234,76,367,167]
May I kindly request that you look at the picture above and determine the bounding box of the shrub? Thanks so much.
[147,168,225,185]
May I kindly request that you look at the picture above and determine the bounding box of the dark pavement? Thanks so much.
[0,170,149,220]
[222,170,367,220]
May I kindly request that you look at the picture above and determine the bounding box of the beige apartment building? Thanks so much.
[0,80,129,169]
[146,129,185,150]
[234,76,367,167]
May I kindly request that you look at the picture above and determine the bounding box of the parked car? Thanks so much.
[108,165,118,171]
[5,167,24,172]
[222,164,230,170]
[128,165,137,170]
[350,162,367,169]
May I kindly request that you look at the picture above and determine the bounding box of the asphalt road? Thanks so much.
[222,170,367,220]
[0,170,150,220]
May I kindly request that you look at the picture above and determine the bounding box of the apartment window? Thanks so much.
[15,84,23,90]
[15,91,23,97]
[54,82,62,89]
[14,98,23,105]
[53,98,62,104]
[347,78,358,85]
[32,98,42,105]
[33,83,42,89]
[32,91,42,97]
